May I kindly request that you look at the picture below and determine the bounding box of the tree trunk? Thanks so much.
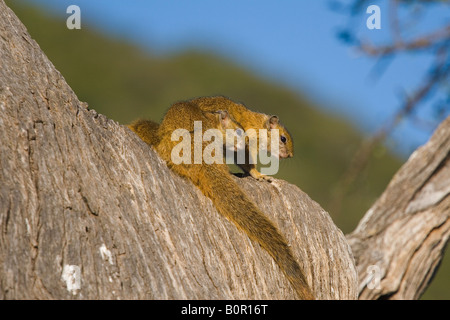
[0,0,447,300]
[0,0,356,299]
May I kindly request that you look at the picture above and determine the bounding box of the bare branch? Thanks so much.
[347,116,450,299]
[330,47,449,216]
[359,25,450,56]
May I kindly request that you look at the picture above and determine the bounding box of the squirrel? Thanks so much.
[189,96,294,182]
[128,97,314,299]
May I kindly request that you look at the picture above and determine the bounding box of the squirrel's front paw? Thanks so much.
[250,170,273,182]
[259,175,274,182]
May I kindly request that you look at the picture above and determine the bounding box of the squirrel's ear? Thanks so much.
[266,115,279,129]
[217,110,230,127]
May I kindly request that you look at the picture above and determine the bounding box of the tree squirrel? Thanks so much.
[128,97,314,299]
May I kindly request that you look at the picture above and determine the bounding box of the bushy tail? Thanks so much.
[195,165,315,300]
[128,119,160,146]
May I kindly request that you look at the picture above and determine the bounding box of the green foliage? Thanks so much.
[7,0,447,299]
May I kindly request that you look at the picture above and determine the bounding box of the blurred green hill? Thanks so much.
[6,0,448,299]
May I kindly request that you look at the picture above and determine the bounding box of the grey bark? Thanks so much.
[347,116,450,300]
[0,0,356,299]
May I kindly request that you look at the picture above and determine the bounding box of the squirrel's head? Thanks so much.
[265,115,294,159]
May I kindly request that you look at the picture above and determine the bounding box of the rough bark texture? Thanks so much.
[1,0,449,300]
[0,1,357,300]
[347,116,450,300]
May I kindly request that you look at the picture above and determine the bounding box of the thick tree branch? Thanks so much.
[0,0,357,300]
[359,25,450,56]
[347,116,450,299]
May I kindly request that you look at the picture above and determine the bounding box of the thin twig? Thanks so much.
[359,25,450,56]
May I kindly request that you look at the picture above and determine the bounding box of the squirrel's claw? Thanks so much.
[250,169,273,183]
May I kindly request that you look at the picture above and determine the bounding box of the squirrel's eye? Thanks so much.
[236,128,244,136]
[280,135,287,143]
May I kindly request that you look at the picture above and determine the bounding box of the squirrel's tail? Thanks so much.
[128,119,160,146]
[196,164,315,300]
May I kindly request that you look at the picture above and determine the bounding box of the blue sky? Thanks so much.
[21,0,450,157]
